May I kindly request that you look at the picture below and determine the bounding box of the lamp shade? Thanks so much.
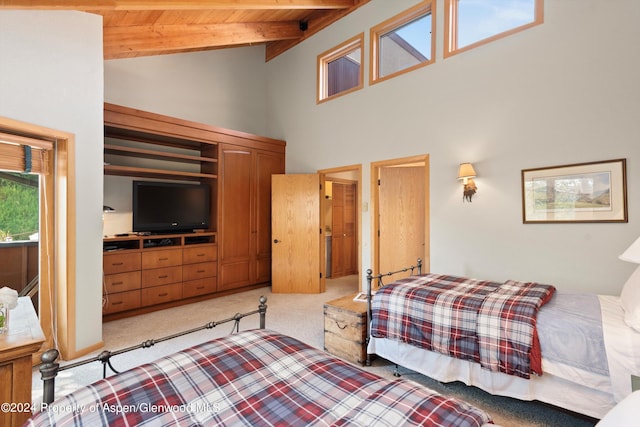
[457,163,476,179]
[619,236,640,264]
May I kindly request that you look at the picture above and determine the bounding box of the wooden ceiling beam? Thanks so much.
[0,0,355,11]
[104,21,302,59]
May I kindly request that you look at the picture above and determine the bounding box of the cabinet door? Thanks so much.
[254,150,285,284]
[218,145,253,290]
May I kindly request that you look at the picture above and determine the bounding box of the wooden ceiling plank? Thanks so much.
[104,21,302,57]
[0,0,355,11]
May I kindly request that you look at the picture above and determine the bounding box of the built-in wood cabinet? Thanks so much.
[102,233,217,319]
[218,144,285,291]
[102,103,285,319]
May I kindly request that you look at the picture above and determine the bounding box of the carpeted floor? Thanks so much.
[32,276,599,426]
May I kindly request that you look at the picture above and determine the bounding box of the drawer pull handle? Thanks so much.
[196,286,205,290]
[158,275,168,279]
[113,301,123,305]
[197,253,205,257]
[159,257,169,261]
[158,292,169,297]
[334,319,348,330]
[197,270,206,273]
[112,281,123,286]
[112,262,124,266]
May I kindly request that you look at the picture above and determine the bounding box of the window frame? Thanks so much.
[444,0,544,58]
[370,1,436,86]
[317,33,364,104]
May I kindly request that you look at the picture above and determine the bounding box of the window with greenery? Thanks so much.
[370,1,435,85]
[445,0,543,57]
[317,33,364,103]
[0,172,39,242]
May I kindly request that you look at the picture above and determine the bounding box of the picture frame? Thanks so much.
[521,159,627,223]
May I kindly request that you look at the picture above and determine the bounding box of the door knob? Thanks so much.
[274,239,280,243]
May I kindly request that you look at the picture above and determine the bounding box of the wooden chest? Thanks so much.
[323,294,367,365]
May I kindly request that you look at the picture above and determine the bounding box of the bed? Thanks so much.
[365,261,640,420]
[27,296,494,426]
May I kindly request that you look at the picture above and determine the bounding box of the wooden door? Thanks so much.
[272,174,323,293]
[331,182,357,277]
[378,165,426,276]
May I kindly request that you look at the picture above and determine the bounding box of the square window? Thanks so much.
[317,34,364,103]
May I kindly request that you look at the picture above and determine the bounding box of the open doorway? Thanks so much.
[318,164,362,292]
[371,155,430,277]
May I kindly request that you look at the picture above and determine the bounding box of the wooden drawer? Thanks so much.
[183,277,217,298]
[141,266,182,288]
[183,245,217,264]
[323,295,367,365]
[141,283,182,307]
[183,262,216,281]
[104,271,141,294]
[103,252,141,274]
[141,249,182,269]
[103,290,141,314]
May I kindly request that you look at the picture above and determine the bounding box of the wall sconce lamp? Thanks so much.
[457,163,477,202]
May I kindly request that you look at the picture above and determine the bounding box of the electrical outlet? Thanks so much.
[632,374,640,392]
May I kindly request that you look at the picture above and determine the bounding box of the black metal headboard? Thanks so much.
[38,296,267,405]
[364,260,422,365]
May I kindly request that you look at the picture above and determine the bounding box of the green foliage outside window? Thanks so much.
[0,173,39,242]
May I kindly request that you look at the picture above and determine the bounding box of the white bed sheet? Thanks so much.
[599,295,640,402]
[367,294,640,419]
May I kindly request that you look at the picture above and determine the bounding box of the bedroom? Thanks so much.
[0,0,639,423]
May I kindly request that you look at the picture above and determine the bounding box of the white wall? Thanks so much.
[0,11,104,350]
[265,0,640,294]
[104,46,268,136]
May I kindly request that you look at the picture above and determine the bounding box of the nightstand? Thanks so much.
[323,294,367,365]
[0,297,45,426]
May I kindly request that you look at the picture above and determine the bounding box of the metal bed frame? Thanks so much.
[38,295,267,405]
[365,259,422,367]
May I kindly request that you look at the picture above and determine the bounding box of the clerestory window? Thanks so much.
[444,0,543,57]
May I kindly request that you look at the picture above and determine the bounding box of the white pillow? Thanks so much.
[620,266,640,332]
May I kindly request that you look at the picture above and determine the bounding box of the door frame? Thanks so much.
[318,164,362,288]
[371,154,430,276]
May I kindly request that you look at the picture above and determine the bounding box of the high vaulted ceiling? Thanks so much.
[0,0,369,61]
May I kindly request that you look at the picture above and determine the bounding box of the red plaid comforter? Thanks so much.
[26,329,492,427]
[371,274,556,379]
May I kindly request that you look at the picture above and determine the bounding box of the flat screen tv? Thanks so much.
[132,181,210,234]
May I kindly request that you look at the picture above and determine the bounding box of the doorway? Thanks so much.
[319,165,362,288]
[371,154,429,277]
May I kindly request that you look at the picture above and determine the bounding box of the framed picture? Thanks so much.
[521,159,627,223]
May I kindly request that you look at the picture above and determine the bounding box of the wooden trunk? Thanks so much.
[323,294,367,365]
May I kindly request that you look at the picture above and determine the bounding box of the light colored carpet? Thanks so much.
[32,276,597,426]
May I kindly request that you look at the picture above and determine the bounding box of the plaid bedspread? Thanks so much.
[26,329,492,427]
[371,274,556,379]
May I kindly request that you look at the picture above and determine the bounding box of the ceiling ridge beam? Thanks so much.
[0,0,355,11]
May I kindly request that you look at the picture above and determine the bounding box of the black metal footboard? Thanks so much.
[365,260,422,366]
[39,295,267,405]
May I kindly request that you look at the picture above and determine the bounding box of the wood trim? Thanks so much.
[369,0,436,86]
[444,0,544,59]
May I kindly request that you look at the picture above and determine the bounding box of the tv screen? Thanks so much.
[132,181,210,233]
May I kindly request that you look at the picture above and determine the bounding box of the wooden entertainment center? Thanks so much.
[103,103,285,319]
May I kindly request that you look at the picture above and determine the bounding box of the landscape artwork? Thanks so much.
[522,159,627,223]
